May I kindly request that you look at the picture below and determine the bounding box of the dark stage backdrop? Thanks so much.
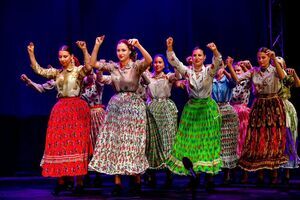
[0,0,298,176]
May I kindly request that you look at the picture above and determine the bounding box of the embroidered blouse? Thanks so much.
[167,51,222,98]
[31,63,88,98]
[96,60,149,92]
[237,65,281,95]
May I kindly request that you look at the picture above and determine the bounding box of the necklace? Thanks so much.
[152,72,165,79]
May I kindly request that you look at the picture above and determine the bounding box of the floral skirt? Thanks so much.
[41,97,91,177]
[166,97,222,175]
[89,92,149,175]
[238,95,288,171]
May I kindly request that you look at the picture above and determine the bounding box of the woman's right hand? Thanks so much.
[206,42,217,52]
[20,74,31,84]
[27,42,34,54]
[226,56,234,66]
[286,68,295,75]
[76,41,87,50]
[166,37,173,48]
[95,35,105,45]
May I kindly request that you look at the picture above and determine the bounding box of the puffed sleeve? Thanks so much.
[208,55,223,77]
[95,60,116,73]
[97,71,112,85]
[28,79,55,93]
[31,62,60,79]
[135,59,150,75]
[166,51,189,76]
[237,68,253,82]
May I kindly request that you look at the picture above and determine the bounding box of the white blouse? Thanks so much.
[166,51,222,98]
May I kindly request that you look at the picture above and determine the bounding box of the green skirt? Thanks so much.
[166,97,222,175]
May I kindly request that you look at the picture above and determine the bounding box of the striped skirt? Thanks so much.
[146,98,178,169]
[145,107,165,169]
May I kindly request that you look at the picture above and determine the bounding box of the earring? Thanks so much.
[71,58,75,66]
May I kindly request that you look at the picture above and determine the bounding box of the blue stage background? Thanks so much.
[0,0,298,176]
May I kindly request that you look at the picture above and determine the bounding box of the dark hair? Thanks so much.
[257,47,269,53]
[192,46,206,56]
[58,45,80,66]
[117,39,137,61]
[73,56,80,66]
[59,45,73,54]
[153,54,173,73]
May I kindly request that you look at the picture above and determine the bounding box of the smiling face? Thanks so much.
[116,42,131,63]
[58,50,73,68]
[153,56,165,74]
[192,48,206,67]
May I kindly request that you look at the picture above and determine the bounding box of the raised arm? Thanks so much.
[27,42,37,67]
[76,41,92,73]
[226,56,238,82]
[242,60,252,70]
[27,42,58,79]
[128,38,152,73]
[267,50,285,80]
[165,37,189,76]
[223,68,232,80]
[90,35,109,70]
[286,68,300,87]
[206,42,222,75]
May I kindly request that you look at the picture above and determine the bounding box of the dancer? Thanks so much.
[145,54,179,188]
[227,57,252,184]
[165,37,223,191]
[227,47,288,186]
[80,69,110,187]
[88,35,152,196]
[212,61,239,185]
[228,58,252,158]
[27,41,92,195]
[21,70,108,188]
[276,57,300,185]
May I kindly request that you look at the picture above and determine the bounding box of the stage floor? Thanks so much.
[1,171,300,199]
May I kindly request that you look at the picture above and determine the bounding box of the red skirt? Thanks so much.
[238,95,288,171]
[41,97,91,177]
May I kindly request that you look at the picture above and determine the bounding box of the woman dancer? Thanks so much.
[227,47,288,186]
[165,37,223,191]
[27,41,92,195]
[88,35,152,196]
